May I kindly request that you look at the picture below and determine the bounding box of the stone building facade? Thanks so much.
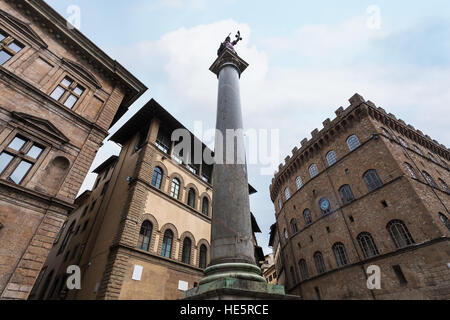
[32,99,263,300]
[270,93,450,300]
[0,0,146,300]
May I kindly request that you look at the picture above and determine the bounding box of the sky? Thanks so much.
[46,0,450,255]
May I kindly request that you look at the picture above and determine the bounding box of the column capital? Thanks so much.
[210,48,249,77]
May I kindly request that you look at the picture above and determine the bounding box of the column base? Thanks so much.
[184,263,297,300]
[184,277,299,300]
[200,263,266,285]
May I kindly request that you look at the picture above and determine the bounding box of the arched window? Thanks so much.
[339,185,355,204]
[413,145,423,156]
[381,128,391,139]
[58,221,76,255]
[295,176,303,190]
[161,229,174,258]
[284,228,289,240]
[387,220,415,249]
[187,188,196,208]
[404,163,417,179]
[309,164,319,178]
[319,198,331,215]
[363,170,383,191]
[346,135,361,151]
[202,197,210,216]
[422,171,438,188]
[285,187,291,201]
[303,209,312,225]
[357,232,379,259]
[326,150,338,166]
[314,252,326,274]
[298,259,309,281]
[398,137,408,148]
[199,245,207,269]
[290,219,298,234]
[332,242,349,267]
[439,213,450,231]
[181,238,192,264]
[151,167,163,189]
[137,221,152,251]
[170,178,180,199]
[428,153,439,164]
[438,179,450,193]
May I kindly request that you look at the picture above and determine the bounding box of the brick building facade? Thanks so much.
[270,93,450,300]
[32,99,264,300]
[0,0,146,300]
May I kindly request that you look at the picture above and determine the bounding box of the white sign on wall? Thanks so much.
[132,265,143,281]
[178,280,189,291]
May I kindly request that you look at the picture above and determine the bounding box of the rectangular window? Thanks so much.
[0,30,24,66]
[8,160,32,184]
[0,152,14,174]
[0,134,45,185]
[49,77,85,109]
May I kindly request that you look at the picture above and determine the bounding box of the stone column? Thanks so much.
[184,48,293,300]
[200,48,265,285]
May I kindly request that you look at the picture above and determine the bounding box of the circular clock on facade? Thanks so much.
[320,198,330,211]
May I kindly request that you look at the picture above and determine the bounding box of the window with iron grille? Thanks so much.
[298,259,309,281]
[363,169,383,192]
[0,135,44,185]
[285,187,291,200]
[404,163,418,179]
[387,220,415,249]
[339,185,355,204]
[295,176,303,190]
[50,76,85,109]
[357,232,380,259]
[413,145,423,156]
[438,179,449,193]
[332,242,349,267]
[326,150,338,166]
[0,29,24,66]
[314,252,326,274]
[309,164,319,178]
[137,221,152,251]
[398,137,409,148]
[346,135,361,151]
[422,171,438,188]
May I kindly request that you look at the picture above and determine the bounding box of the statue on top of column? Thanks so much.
[217,31,242,56]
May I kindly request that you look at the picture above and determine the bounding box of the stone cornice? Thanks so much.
[7,0,147,108]
[270,93,450,201]
[210,48,249,77]
[0,179,75,211]
[0,8,47,48]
